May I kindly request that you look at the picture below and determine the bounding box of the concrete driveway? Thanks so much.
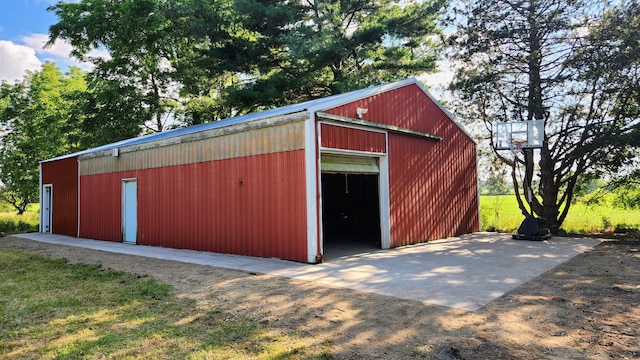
[14,232,601,311]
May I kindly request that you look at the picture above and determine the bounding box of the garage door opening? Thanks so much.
[321,172,381,259]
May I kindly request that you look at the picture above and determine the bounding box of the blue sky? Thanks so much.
[0,1,57,40]
[0,0,100,83]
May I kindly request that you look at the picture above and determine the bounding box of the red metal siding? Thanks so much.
[79,150,308,262]
[320,123,386,153]
[41,157,78,237]
[324,83,450,134]
[79,172,123,242]
[388,131,479,246]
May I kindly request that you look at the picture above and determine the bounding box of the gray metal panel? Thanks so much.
[320,154,379,174]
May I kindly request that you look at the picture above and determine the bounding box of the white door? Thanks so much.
[122,179,137,244]
[42,185,52,233]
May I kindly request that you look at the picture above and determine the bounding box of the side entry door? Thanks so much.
[122,179,137,244]
[41,185,52,233]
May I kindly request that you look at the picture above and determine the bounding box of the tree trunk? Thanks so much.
[538,143,560,233]
[525,2,562,233]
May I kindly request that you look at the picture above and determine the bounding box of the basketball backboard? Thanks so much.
[494,120,544,150]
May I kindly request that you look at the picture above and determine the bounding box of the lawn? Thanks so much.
[480,195,640,234]
[0,249,329,359]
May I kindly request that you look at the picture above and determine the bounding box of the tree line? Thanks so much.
[1,0,638,233]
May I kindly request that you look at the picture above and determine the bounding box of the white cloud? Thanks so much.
[0,40,42,83]
[23,33,73,58]
[22,33,111,70]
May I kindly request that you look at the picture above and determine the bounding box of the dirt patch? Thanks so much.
[1,235,639,359]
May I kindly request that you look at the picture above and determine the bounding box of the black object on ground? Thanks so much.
[513,215,552,241]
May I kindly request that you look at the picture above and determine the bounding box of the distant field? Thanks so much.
[480,195,640,234]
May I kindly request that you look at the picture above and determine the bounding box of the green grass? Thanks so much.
[0,249,329,359]
[480,195,640,234]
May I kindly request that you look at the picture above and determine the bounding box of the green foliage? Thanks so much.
[48,0,447,124]
[48,0,180,133]
[614,186,640,209]
[216,0,445,112]
[75,74,150,148]
[0,63,87,214]
[0,248,330,358]
[606,168,640,209]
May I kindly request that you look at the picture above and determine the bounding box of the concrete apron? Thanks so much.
[13,232,601,311]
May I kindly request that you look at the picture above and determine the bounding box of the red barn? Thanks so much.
[40,78,479,263]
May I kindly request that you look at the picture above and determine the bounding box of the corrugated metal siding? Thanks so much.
[320,123,386,153]
[41,156,78,236]
[388,132,479,246]
[79,150,308,262]
[79,171,124,242]
[324,82,479,245]
[80,121,305,176]
[324,83,451,135]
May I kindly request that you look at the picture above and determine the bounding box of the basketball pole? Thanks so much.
[524,148,534,214]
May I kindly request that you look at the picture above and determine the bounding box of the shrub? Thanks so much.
[614,223,640,234]
[0,212,39,234]
[0,219,16,234]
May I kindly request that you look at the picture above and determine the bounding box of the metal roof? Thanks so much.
[43,77,464,163]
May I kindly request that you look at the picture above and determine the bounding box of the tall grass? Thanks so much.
[0,211,39,234]
[480,195,640,234]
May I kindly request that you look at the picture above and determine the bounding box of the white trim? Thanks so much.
[121,178,138,244]
[316,120,324,260]
[378,153,391,249]
[319,119,388,135]
[317,147,392,251]
[41,184,53,234]
[305,114,319,263]
[317,112,441,141]
[319,148,386,157]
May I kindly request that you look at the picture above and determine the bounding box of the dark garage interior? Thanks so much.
[321,173,381,258]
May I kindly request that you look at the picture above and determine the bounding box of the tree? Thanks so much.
[48,0,180,133]
[449,0,640,233]
[75,74,152,148]
[193,0,447,113]
[48,0,447,123]
[0,63,87,214]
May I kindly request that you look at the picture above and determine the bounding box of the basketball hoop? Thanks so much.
[493,120,545,151]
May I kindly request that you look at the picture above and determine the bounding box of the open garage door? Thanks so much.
[321,153,379,174]
[320,154,381,259]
